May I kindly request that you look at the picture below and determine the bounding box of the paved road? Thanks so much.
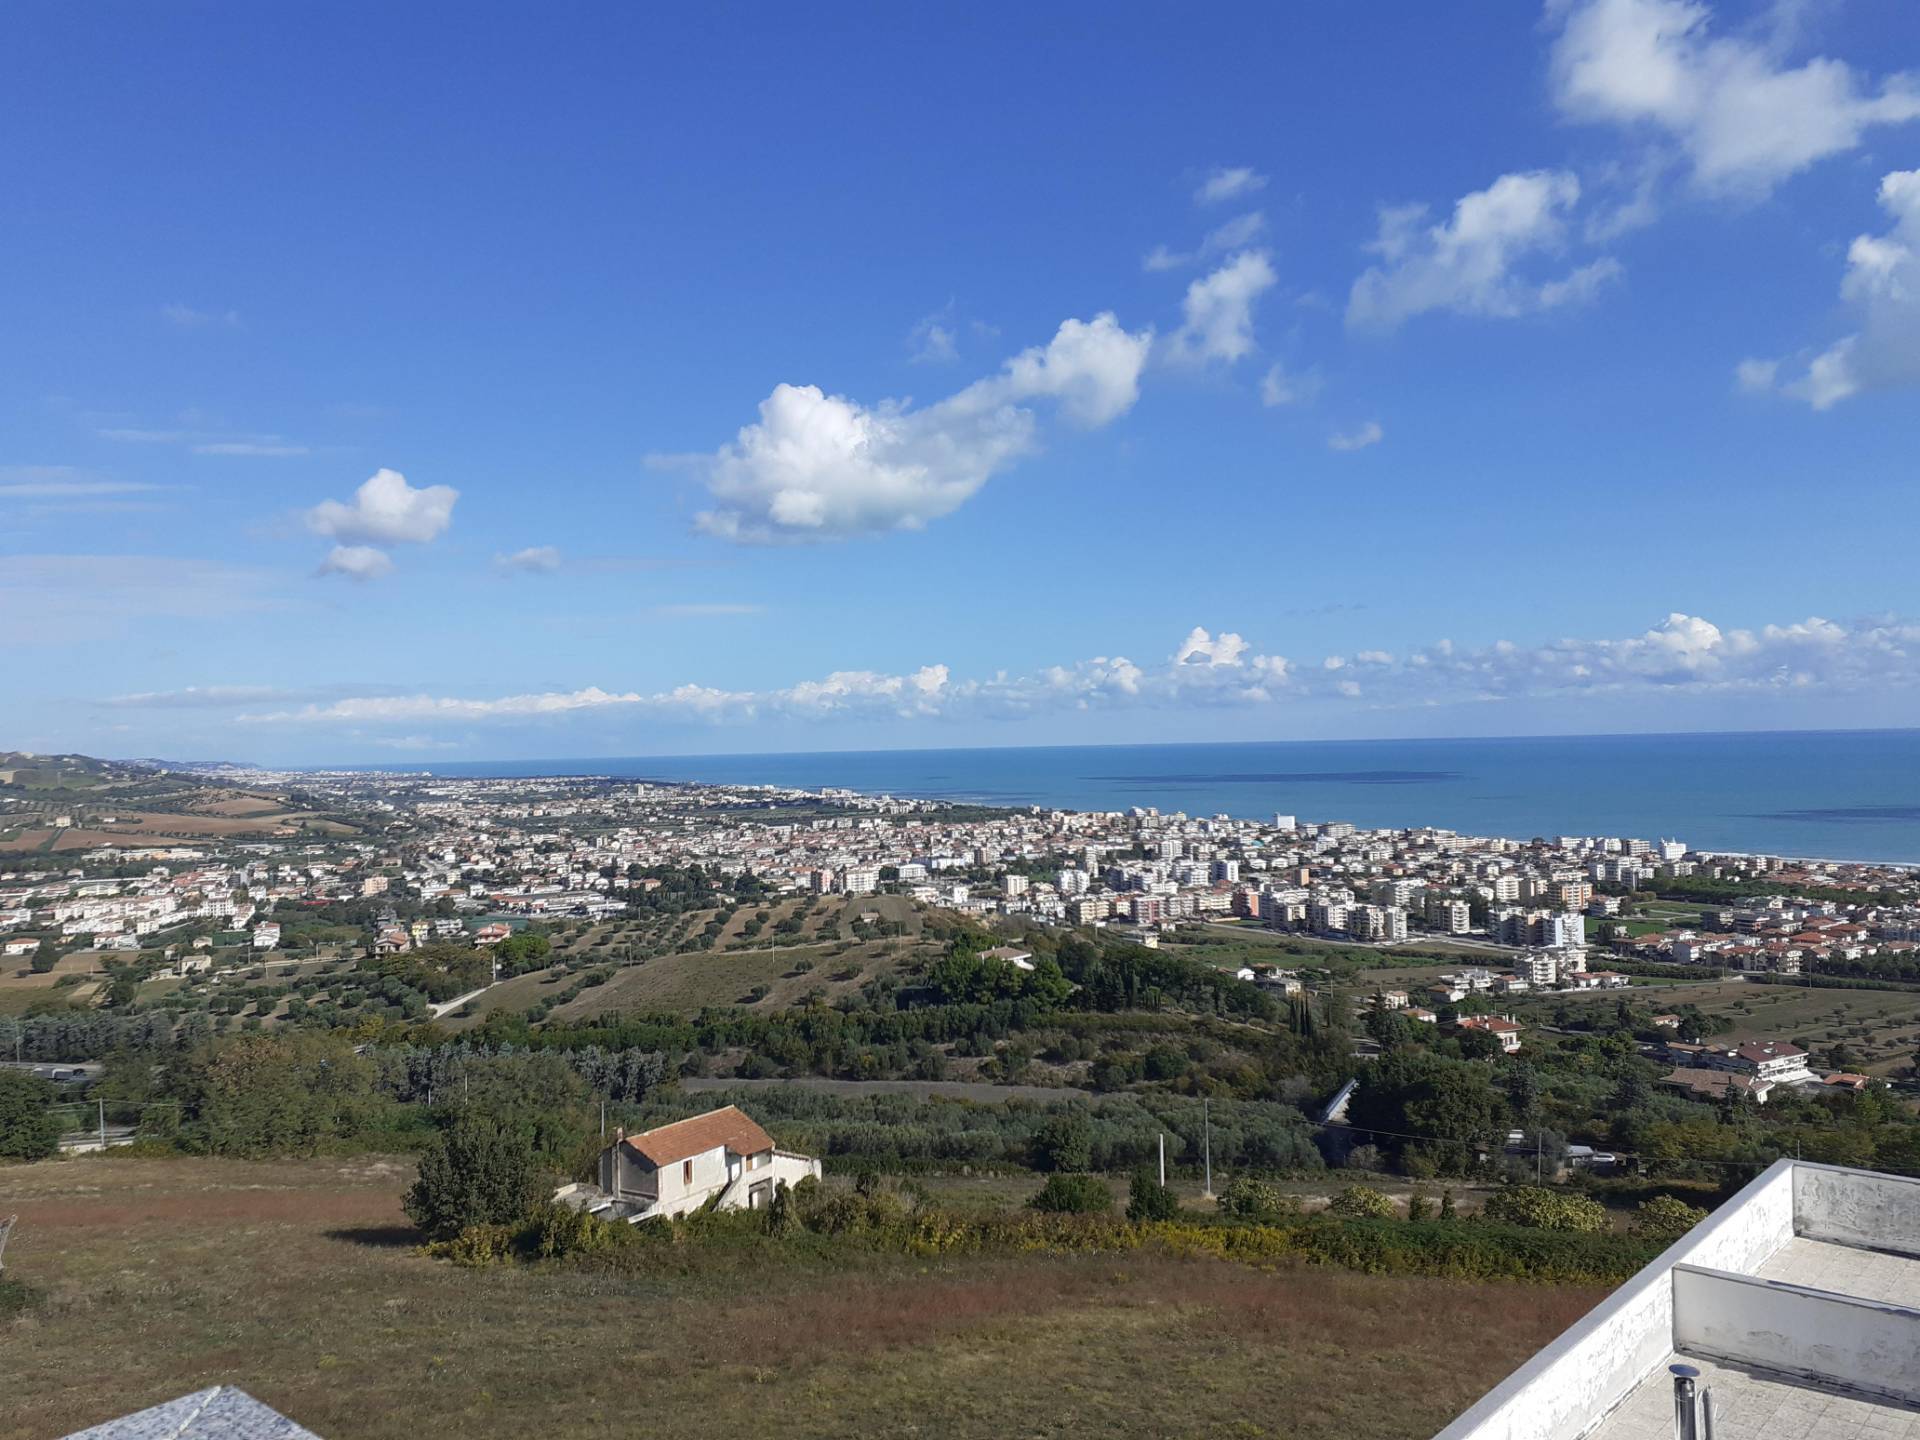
[429,983,497,1019]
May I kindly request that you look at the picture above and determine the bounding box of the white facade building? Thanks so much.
[581,1106,820,1223]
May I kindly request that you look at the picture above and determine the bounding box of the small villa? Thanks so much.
[566,1105,821,1223]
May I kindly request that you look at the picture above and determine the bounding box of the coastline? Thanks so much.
[241,748,1920,874]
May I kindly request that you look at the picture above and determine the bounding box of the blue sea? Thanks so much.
[406,729,1920,864]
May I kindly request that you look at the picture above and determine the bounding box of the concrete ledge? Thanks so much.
[1430,1159,1796,1440]
[1794,1163,1920,1258]
[1673,1263,1920,1407]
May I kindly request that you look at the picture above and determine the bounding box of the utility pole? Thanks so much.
[97,1097,106,1151]
[1202,1098,1214,1199]
[1158,1132,1166,1187]
[600,1100,607,1140]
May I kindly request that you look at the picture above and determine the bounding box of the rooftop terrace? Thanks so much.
[1435,1160,1920,1440]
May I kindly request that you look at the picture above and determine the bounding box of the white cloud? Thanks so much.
[907,307,960,364]
[0,468,163,500]
[161,302,241,329]
[672,313,1151,543]
[191,441,310,457]
[1196,166,1268,205]
[318,545,395,582]
[106,684,373,709]
[1548,0,1920,195]
[190,610,1920,733]
[1752,169,1920,409]
[100,426,307,456]
[1143,211,1270,272]
[1347,170,1620,330]
[1328,421,1384,452]
[1175,626,1251,667]
[1260,362,1322,408]
[1166,251,1278,364]
[495,545,562,574]
[307,468,458,545]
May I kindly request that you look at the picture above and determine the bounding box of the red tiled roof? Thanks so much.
[621,1105,773,1168]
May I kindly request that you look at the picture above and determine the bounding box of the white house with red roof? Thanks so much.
[583,1105,820,1222]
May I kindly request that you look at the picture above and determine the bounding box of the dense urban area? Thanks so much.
[8,748,1920,1439]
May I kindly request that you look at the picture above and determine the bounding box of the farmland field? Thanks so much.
[0,1154,1605,1440]
[1512,975,1920,1075]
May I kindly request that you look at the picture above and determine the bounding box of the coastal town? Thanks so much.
[7,756,1920,1096]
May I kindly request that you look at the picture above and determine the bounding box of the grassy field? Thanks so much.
[0,952,109,1014]
[0,1154,1604,1440]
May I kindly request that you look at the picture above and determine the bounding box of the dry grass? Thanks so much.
[0,1155,1601,1440]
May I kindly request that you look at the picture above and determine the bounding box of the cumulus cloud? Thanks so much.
[495,545,562,574]
[1347,171,1621,330]
[1175,626,1251,667]
[151,610,1920,733]
[307,468,458,545]
[1166,251,1279,364]
[318,545,395,582]
[1328,421,1384,451]
[1548,0,1920,196]
[1196,166,1268,205]
[671,313,1152,543]
[1747,169,1920,409]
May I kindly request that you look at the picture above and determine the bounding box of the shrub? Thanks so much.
[1480,1185,1608,1234]
[1126,1167,1180,1222]
[1032,1114,1093,1172]
[1327,1184,1395,1219]
[405,1114,544,1240]
[0,1070,62,1161]
[1631,1194,1708,1244]
[1029,1174,1114,1215]
[1218,1177,1299,1223]
[1292,1216,1656,1285]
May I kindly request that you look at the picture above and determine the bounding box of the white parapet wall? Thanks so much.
[1672,1263,1920,1407]
[1430,1159,1798,1440]
[1793,1164,1920,1256]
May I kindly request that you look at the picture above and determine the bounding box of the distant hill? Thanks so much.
[0,750,369,850]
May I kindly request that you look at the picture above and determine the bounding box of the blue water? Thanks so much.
[405,729,1920,864]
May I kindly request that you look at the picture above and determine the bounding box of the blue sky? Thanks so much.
[4,0,1918,764]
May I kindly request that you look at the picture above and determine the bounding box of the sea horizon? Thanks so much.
[282,726,1920,866]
